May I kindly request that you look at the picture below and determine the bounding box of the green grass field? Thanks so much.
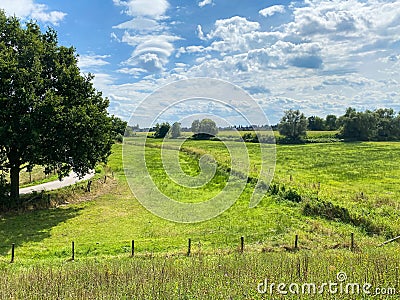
[0,137,399,298]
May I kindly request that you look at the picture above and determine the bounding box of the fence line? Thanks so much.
[3,233,360,263]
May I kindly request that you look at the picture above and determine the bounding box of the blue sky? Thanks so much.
[2,0,400,125]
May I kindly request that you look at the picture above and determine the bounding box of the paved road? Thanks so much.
[19,171,95,195]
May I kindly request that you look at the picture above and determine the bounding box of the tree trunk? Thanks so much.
[10,165,20,200]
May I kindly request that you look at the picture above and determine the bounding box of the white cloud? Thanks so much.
[91,73,116,95]
[113,17,166,32]
[112,0,180,75]
[117,67,147,77]
[198,0,213,8]
[0,0,66,25]
[188,17,283,56]
[113,0,169,18]
[203,16,263,53]
[106,0,400,123]
[78,54,110,70]
[121,33,181,73]
[197,24,206,40]
[259,5,286,17]
[208,16,260,40]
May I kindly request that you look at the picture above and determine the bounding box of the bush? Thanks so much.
[242,132,259,143]
[303,200,386,235]
[282,189,302,203]
[192,133,215,140]
[303,200,351,222]
[267,183,302,202]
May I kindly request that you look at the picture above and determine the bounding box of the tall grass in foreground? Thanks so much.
[0,249,398,299]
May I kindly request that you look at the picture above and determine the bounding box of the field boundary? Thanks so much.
[0,232,372,263]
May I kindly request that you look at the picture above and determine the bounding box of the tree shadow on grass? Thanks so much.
[0,206,83,256]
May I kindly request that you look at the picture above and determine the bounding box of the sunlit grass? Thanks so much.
[0,138,399,298]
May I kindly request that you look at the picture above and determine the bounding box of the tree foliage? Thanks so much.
[307,116,325,131]
[111,116,127,137]
[111,116,127,143]
[191,119,218,139]
[0,11,115,201]
[325,114,338,130]
[278,109,307,141]
[170,122,181,139]
[153,123,170,138]
[339,107,400,141]
[191,119,200,134]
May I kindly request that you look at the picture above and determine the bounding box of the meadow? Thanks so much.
[0,136,399,299]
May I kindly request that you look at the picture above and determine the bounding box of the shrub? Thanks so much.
[303,200,386,235]
[282,189,302,203]
[242,132,259,143]
[267,183,302,202]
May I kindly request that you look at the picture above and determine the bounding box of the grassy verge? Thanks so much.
[0,249,398,299]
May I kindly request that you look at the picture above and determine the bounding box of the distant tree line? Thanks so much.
[127,107,400,143]
[146,119,219,140]
[278,107,400,142]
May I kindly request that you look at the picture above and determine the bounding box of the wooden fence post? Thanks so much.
[72,241,75,260]
[87,180,92,192]
[295,235,299,250]
[350,233,354,251]
[131,240,135,257]
[187,238,191,256]
[240,236,244,253]
[10,243,15,263]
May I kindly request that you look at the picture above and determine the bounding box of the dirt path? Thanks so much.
[19,171,95,195]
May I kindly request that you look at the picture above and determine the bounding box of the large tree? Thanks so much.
[191,119,200,134]
[0,11,115,201]
[278,109,307,141]
[339,107,376,141]
[199,118,218,136]
[307,116,325,131]
[153,123,170,138]
[170,122,181,139]
[325,114,338,130]
[191,118,218,139]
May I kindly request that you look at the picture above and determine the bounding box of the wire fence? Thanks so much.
[1,233,361,264]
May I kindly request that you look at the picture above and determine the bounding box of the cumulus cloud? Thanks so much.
[197,24,206,40]
[259,5,286,17]
[0,0,66,25]
[208,16,260,40]
[198,0,213,8]
[106,0,400,122]
[204,16,262,53]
